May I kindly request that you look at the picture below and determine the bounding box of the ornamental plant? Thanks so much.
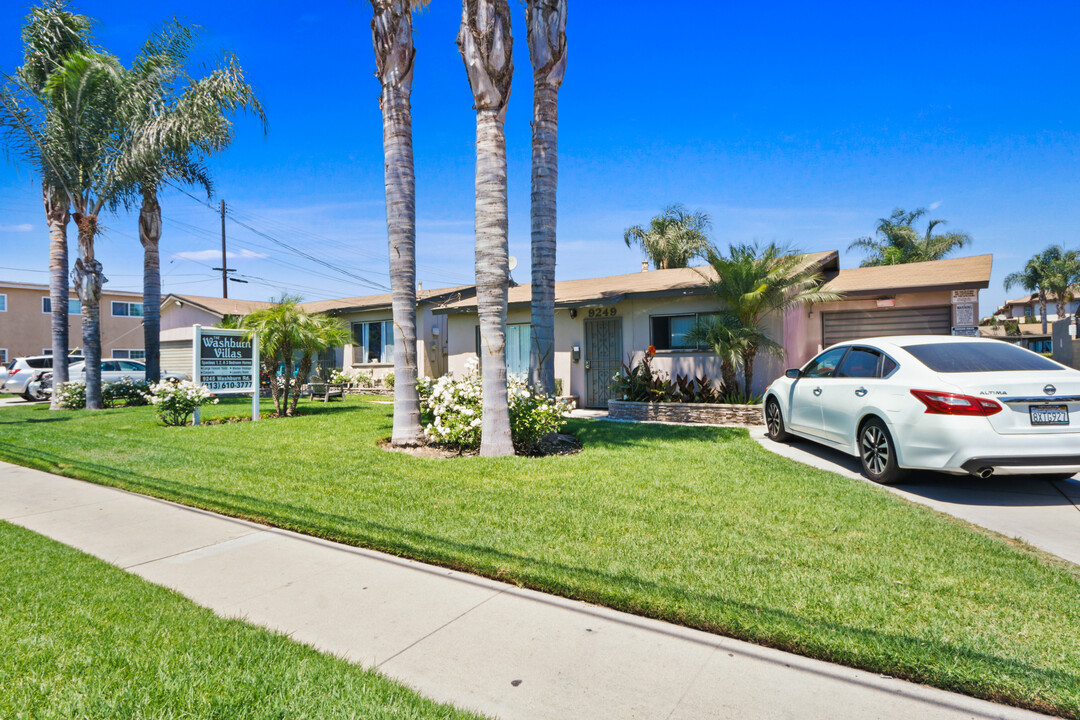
[102,377,150,408]
[143,380,217,426]
[417,358,573,454]
[56,381,87,410]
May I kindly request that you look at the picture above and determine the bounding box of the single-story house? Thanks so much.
[157,287,475,381]
[434,253,993,408]
[979,324,1054,354]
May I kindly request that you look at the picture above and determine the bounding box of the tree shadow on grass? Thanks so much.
[568,418,744,450]
[0,440,1075,717]
[0,416,74,425]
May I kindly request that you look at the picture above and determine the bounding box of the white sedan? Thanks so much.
[763,336,1080,484]
[62,359,186,385]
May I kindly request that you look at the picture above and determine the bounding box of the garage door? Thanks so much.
[821,306,952,347]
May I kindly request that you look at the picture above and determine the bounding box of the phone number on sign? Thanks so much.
[206,381,253,390]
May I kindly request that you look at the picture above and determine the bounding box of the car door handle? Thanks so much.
[813,387,822,396]
[855,387,868,397]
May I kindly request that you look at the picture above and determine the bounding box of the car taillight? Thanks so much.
[8,368,20,376]
[910,389,1003,416]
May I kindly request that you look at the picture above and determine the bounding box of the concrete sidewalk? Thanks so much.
[0,461,1051,720]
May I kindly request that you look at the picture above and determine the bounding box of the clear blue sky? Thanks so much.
[2,1,1079,312]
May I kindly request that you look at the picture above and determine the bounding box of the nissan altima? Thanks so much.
[763,336,1080,484]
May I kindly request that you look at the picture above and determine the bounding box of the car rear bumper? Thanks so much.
[895,416,1080,476]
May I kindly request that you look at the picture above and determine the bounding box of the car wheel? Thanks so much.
[859,418,906,485]
[765,398,792,442]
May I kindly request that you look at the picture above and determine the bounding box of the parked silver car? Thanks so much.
[60,359,186,385]
[1,354,84,401]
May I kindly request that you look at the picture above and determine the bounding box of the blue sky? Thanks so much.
[2,1,1079,312]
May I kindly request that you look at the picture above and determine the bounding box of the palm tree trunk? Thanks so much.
[371,0,422,445]
[282,355,293,416]
[44,183,70,409]
[529,81,559,396]
[265,358,282,415]
[139,190,162,383]
[290,354,312,416]
[720,359,738,396]
[527,0,566,397]
[72,213,103,410]
[742,345,757,400]
[1040,293,1048,334]
[475,108,514,456]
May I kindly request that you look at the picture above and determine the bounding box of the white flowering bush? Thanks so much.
[143,380,218,426]
[56,381,87,410]
[102,377,150,408]
[417,358,574,454]
[330,368,373,386]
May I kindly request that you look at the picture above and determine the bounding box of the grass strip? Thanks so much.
[0,520,484,719]
[1,396,1078,717]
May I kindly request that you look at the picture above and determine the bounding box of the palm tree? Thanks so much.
[526,0,567,397]
[699,244,842,396]
[243,295,313,417]
[457,0,515,457]
[849,208,972,267]
[1,49,137,409]
[623,204,712,270]
[1005,246,1080,333]
[122,21,265,384]
[289,312,350,416]
[685,312,764,396]
[370,0,426,446]
[13,0,92,408]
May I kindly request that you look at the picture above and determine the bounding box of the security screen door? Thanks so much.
[585,317,623,408]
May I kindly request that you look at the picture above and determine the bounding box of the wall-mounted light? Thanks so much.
[569,308,578,319]
[571,345,581,363]
[431,325,440,336]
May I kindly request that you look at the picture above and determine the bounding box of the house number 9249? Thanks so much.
[587,307,617,318]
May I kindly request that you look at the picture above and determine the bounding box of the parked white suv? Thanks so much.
[60,359,186,385]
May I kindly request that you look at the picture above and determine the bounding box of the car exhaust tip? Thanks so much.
[973,467,994,479]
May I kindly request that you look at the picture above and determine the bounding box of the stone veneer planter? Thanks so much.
[608,399,764,426]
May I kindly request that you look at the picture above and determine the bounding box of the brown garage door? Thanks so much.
[821,306,952,347]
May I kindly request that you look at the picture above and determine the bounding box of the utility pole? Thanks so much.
[220,200,228,298]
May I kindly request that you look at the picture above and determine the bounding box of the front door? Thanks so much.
[585,317,622,408]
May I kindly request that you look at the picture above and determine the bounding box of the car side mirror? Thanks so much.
[785,368,801,379]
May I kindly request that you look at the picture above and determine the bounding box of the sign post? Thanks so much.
[192,324,260,425]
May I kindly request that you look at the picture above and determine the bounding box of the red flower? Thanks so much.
[646,345,656,356]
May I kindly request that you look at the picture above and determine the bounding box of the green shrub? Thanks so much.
[610,352,723,403]
[102,378,151,408]
[145,380,218,426]
[56,382,86,410]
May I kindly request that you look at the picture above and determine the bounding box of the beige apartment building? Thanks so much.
[0,281,146,364]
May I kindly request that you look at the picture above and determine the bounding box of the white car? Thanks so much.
[62,359,185,385]
[763,336,1080,484]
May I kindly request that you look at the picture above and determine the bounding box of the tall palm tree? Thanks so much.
[1,49,139,409]
[122,21,265,384]
[457,0,515,457]
[14,0,92,408]
[849,207,972,267]
[623,204,711,270]
[1004,253,1051,334]
[370,0,426,446]
[526,0,567,397]
[699,244,842,396]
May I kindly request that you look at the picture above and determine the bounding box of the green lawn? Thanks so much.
[0,520,483,720]
[2,397,1079,717]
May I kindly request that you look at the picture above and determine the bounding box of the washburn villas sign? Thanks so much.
[193,325,258,394]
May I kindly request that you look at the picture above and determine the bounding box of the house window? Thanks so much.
[112,301,144,317]
[351,320,394,363]
[112,349,146,360]
[42,297,82,315]
[650,313,717,351]
[1023,306,1033,319]
[474,323,530,376]
[0,294,6,312]
[0,348,7,363]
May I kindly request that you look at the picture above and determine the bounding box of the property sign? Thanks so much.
[952,289,977,304]
[951,326,979,337]
[953,303,975,326]
[192,325,260,424]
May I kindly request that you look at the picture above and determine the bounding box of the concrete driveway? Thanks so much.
[0,396,46,408]
[751,427,1080,566]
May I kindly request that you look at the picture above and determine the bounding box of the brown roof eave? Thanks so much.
[826,280,990,298]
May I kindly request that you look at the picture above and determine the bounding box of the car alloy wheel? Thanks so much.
[859,419,905,485]
[765,398,791,442]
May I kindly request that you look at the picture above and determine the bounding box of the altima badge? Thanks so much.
[1044,384,1057,396]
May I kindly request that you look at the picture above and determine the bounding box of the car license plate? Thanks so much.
[1030,405,1069,426]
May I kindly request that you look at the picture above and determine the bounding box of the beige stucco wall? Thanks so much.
[159,302,221,331]
[334,305,446,380]
[445,293,785,405]
[0,284,145,362]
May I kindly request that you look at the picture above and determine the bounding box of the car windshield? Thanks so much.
[903,342,1063,373]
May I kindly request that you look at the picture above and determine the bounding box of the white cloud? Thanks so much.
[929,200,943,210]
[173,248,268,261]
[0,223,33,232]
